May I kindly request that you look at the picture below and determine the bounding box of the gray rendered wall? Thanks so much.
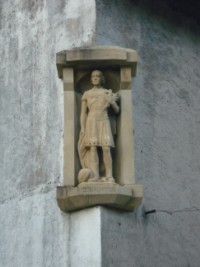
[0,1,99,266]
[96,1,200,267]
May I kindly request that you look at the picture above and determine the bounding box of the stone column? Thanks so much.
[116,67,136,185]
[63,68,75,186]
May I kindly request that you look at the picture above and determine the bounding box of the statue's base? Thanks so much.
[57,183,143,212]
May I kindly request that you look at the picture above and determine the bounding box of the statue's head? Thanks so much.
[91,70,105,86]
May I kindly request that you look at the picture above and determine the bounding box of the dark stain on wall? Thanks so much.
[129,0,200,30]
[18,0,44,19]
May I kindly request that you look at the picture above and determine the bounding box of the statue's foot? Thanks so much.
[88,177,99,182]
[99,177,115,183]
[99,177,107,182]
[107,177,115,183]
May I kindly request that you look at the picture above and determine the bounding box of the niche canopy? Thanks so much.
[56,46,143,212]
[56,46,137,79]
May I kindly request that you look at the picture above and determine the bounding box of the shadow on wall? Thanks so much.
[129,0,200,31]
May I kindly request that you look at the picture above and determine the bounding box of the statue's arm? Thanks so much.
[110,100,119,114]
[106,90,120,114]
[80,100,87,134]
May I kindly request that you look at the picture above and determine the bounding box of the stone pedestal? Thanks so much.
[57,183,143,212]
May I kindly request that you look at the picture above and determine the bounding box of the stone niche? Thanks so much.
[56,46,143,212]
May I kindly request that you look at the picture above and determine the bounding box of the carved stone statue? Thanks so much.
[78,70,120,183]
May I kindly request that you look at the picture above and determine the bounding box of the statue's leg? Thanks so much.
[102,146,114,182]
[88,146,99,181]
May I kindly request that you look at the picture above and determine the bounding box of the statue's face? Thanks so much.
[91,71,102,86]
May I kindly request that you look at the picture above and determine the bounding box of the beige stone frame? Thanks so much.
[56,46,143,212]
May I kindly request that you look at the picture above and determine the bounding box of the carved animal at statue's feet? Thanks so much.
[78,168,93,183]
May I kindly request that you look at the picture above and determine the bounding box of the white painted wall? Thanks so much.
[0,0,96,266]
[70,207,101,267]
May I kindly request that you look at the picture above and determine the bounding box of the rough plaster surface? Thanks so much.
[69,207,101,267]
[0,0,96,203]
[96,1,200,266]
[0,0,96,266]
[0,190,70,267]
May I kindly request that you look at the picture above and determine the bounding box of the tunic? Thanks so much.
[82,88,114,147]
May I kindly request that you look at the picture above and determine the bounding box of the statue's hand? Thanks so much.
[106,90,120,104]
[112,92,120,102]
[80,128,85,135]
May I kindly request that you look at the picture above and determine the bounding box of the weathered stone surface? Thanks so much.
[57,46,141,192]
[57,183,143,212]
[56,46,138,78]
[78,70,120,184]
